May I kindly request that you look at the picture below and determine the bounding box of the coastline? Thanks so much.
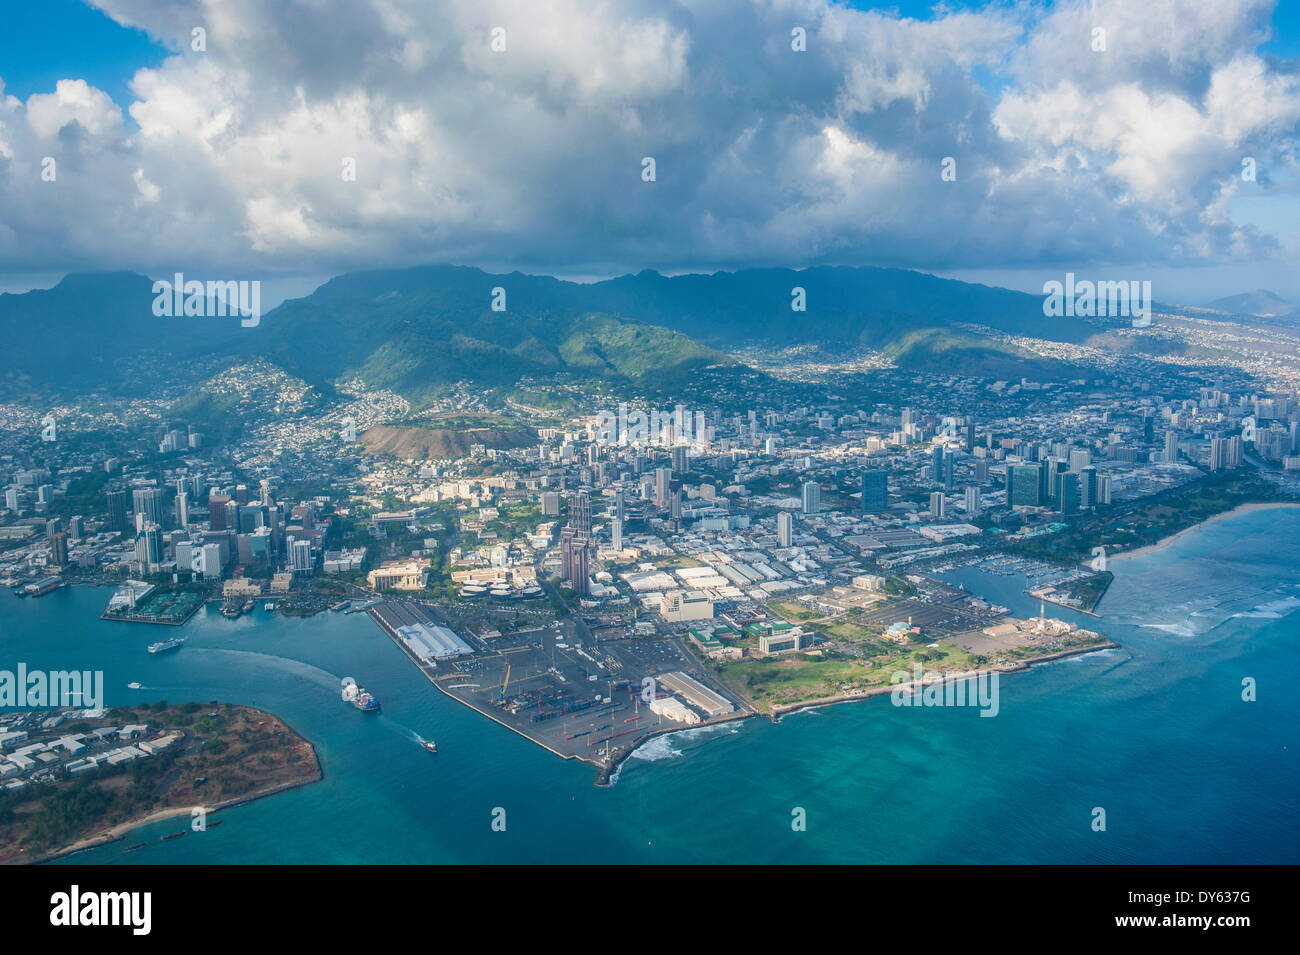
[26,719,324,866]
[605,640,1121,782]
[763,641,1121,720]
[1110,501,1300,563]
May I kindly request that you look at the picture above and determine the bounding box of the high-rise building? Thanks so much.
[1078,467,1098,508]
[671,445,688,474]
[134,523,164,571]
[560,532,590,596]
[1209,437,1228,471]
[611,518,623,552]
[963,485,980,515]
[132,488,166,530]
[1164,430,1179,463]
[777,510,793,547]
[654,467,672,508]
[49,532,68,568]
[1008,464,1042,507]
[1056,472,1080,515]
[567,491,592,537]
[861,471,889,512]
[541,491,561,516]
[801,481,821,515]
[929,492,946,519]
[290,538,313,573]
[209,492,233,531]
[105,489,128,532]
[175,492,190,527]
[1097,474,1112,505]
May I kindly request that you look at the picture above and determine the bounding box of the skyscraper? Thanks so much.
[105,489,128,533]
[1078,467,1098,508]
[861,471,889,512]
[671,445,688,474]
[777,510,793,547]
[132,488,166,530]
[963,485,980,515]
[567,491,592,537]
[654,467,672,508]
[1164,430,1179,463]
[209,492,232,531]
[49,532,68,568]
[1008,464,1042,507]
[611,518,623,552]
[929,492,946,519]
[560,532,590,596]
[801,481,821,515]
[1056,472,1080,515]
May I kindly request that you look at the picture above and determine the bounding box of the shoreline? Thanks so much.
[28,717,324,865]
[763,641,1121,720]
[1110,501,1300,564]
[605,641,1121,780]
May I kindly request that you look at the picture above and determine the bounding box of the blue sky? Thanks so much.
[0,0,1297,306]
[0,0,164,107]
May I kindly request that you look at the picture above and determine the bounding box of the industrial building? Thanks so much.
[658,671,734,717]
[369,601,474,661]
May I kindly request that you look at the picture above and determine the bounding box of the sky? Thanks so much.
[0,0,1298,308]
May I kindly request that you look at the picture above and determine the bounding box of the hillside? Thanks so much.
[0,263,1149,402]
[360,424,536,459]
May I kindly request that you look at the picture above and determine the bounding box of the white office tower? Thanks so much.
[1164,430,1179,462]
[199,542,222,579]
[929,492,946,519]
[964,485,979,514]
[801,481,821,515]
[654,467,672,507]
[1069,449,1091,471]
[290,537,313,572]
[611,518,623,552]
[777,510,793,548]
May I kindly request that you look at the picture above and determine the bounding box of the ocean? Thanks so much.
[3,505,1297,864]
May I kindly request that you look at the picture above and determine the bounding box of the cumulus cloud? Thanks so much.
[0,0,1295,278]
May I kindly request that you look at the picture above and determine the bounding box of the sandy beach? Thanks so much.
[1110,501,1300,563]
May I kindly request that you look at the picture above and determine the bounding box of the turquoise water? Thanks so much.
[3,506,1298,864]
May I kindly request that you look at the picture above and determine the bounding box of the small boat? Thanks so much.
[421,740,438,754]
[127,682,143,690]
[264,601,276,611]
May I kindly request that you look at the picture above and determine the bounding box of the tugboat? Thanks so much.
[341,681,380,712]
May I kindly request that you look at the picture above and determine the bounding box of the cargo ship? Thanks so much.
[147,637,184,654]
[341,682,380,711]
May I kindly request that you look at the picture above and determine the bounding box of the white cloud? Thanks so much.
[0,0,1294,278]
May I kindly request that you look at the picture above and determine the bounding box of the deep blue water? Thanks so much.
[2,506,1297,863]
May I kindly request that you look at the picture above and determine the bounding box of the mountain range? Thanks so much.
[0,263,1222,406]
